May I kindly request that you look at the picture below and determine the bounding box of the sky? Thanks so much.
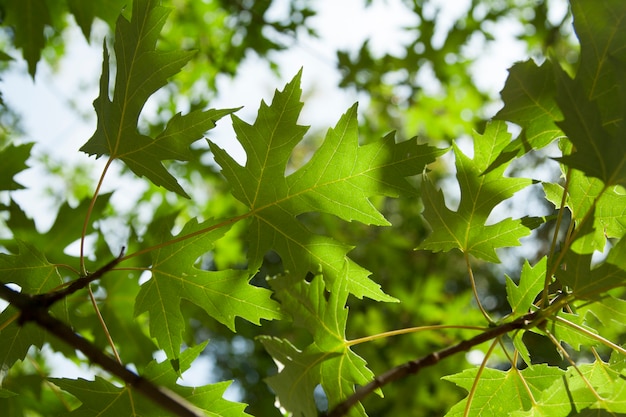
[0,0,569,396]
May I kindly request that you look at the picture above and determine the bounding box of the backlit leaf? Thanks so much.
[419,121,532,262]
[134,217,282,360]
[211,71,443,300]
[0,242,65,368]
[79,0,236,197]
[53,343,251,416]
[0,143,33,191]
[506,257,546,318]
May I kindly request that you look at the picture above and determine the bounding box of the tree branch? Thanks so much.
[30,247,125,312]
[0,281,206,417]
[325,312,538,417]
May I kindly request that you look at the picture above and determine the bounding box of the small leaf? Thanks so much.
[419,121,532,262]
[53,343,251,416]
[259,337,330,417]
[543,171,626,254]
[263,264,376,417]
[506,257,546,318]
[0,143,33,190]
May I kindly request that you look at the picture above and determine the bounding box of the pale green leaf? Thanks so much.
[506,257,546,318]
[419,121,532,262]
[53,343,251,416]
[543,171,626,254]
[264,264,376,417]
[135,217,282,360]
[444,365,566,417]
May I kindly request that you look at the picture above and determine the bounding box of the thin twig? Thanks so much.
[325,311,537,417]
[31,247,125,311]
[0,283,205,417]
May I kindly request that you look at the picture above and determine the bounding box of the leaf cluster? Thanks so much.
[1,1,626,417]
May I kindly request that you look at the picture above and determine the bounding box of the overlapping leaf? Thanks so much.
[260,264,375,417]
[210,71,444,300]
[572,0,626,135]
[134,217,282,360]
[0,143,32,191]
[79,0,236,197]
[1,194,112,263]
[53,343,251,416]
[1,0,49,77]
[490,60,563,170]
[556,249,626,300]
[544,170,626,253]
[419,121,532,262]
[555,1,626,186]
[443,365,567,417]
[0,242,66,368]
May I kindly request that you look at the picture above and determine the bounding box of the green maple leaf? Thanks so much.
[1,194,112,264]
[562,360,626,414]
[490,60,563,171]
[572,0,626,136]
[211,71,443,300]
[544,170,626,254]
[506,257,546,318]
[444,365,567,417]
[580,295,626,328]
[0,242,66,368]
[261,264,375,417]
[1,0,50,77]
[53,343,251,416]
[79,0,236,197]
[67,0,127,39]
[556,249,626,300]
[134,217,282,360]
[555,1,626,186]
[259,337,330,417]
[0,143,33,191]
[419,121,532,262]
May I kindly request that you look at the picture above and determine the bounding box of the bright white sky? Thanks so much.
[0,0,568,393]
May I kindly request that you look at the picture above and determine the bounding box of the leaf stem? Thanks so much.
[553,314,626,356]
[80,157,114,275]
[463,338,499,417]
[88,284,122,363]
[465,253,494,324]
[543,168,572,306]
[347,324,487,347]
[119,211,251,263]
[544,329,604,402]
[542,177,610,307]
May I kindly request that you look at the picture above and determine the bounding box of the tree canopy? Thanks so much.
[2,0,626,416]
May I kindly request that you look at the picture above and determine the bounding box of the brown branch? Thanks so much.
[31,247,126,311]
[0,283,206,417]
[325,311,538,417]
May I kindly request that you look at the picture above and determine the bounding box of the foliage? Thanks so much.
[1,0,626,417]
